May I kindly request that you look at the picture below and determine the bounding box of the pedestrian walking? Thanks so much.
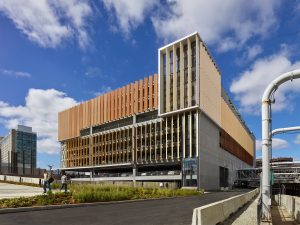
[43,170,51,193]
[60,172,68,193]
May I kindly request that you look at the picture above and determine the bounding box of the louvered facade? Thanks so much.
[59,32,255,189]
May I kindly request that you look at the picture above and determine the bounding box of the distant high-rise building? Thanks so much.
[0,125,37,175]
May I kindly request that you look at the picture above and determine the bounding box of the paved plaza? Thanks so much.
[0,183,44,199]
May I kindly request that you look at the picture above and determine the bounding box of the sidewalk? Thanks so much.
[0,182,43,199]
[222,196,259,225]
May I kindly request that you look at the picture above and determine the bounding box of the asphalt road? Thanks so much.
[0,190,250,225]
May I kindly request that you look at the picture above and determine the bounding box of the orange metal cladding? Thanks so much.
[153,74,158,108]
[139,80,143,112]
[58,74,158,141]
[118,88,122,118]
[144,77,148,110]
[149,75,153,109]
[134,81,139,113]
[126,84,130,116]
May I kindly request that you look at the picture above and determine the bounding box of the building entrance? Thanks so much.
[182,158,197,187]
[219,166,229,187]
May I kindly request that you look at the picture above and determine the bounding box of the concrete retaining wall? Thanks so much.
[21,177,41,185]
[274,194,300,223]
[0,175,5,181]
[0,175,41,185]
[192,189,259,225]
[6,176,21,183]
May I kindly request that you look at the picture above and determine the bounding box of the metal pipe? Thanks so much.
[272,126,300,136]
[261,69,300,219]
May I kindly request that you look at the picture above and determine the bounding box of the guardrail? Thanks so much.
[191,188,259,225]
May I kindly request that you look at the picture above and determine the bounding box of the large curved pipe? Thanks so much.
[272,126,300,136]
[261,69,300,220]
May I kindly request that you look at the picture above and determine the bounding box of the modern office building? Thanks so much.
[59,32,255,189]
[0,125,37,175]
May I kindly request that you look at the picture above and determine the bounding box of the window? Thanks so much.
[176,48,180,72]
[184,45,188,69]
[163,53,166,76]
[170,50,173,75]
[191,41,196,68]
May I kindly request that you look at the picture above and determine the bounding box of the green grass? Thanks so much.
[0,184,204,208]
[0,192,73,208]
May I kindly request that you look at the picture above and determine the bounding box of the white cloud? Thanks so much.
[247,45,263,61]
[256,138,289,151]
[0,0,93,49]
[235,45,263,65]
[151,0,279,51]
[85,67,105,78]
[295,135,300,144]
[256,140,262,151]
[93,86,112,96]
[230,48,300,114]
[1,68,31,78]
[102,0,158,36]
[0,89,77,154]
[273,138,289,149]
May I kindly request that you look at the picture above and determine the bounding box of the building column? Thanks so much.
[104,133,107,164]
[160,121,163,162]
[177,115,180,160]
[171,115,174,160]
[182,113,186,158]
[89,168,94,182]
[150,123,152,162]
[132,115,137,187]
[133,164,137,187]
[189,111,192,158]
[89,127,93,166]
[140,126,143,162]
[145,124,147,162]
[197,110,201,191]
[165,117,168,161]
[155,122,157,162]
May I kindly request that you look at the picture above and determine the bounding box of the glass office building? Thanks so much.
[0,125,36,175]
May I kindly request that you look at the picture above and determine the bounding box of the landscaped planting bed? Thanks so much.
[0,184,203,208]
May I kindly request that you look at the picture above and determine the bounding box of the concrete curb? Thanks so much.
[191,189,259,225]
[0,194,201,214]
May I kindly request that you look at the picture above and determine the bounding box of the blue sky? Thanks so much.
[0,0,300,169]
